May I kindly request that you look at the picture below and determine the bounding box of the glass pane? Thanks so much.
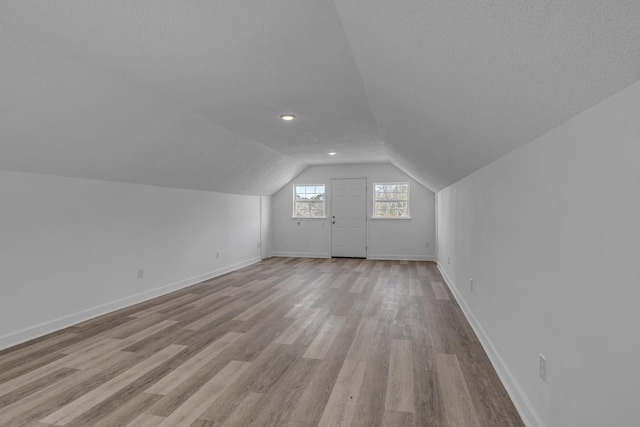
[310,202,325,217]
[295,201,325,217]
[294,185,326,217]
[374,200,408,218]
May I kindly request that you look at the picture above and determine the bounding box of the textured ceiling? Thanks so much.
[1,1,639,194]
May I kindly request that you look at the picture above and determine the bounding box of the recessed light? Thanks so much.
[280,114,295,121]
[328,152,337,156]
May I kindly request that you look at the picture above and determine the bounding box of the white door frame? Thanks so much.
[330,177,368,258]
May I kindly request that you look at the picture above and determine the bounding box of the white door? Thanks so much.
[331,178,367,258]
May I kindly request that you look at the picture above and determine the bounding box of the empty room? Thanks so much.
[1,1,639,426]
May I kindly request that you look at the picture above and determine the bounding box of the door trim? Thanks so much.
[330,177,368,258]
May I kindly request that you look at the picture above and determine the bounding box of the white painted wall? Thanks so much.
[271,163,436,260]
[260,196,272,259]
[0,170,262,350]
[436,80,640,427]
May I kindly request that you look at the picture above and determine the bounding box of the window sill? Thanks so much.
[371,216,411,220]
[292,217,327,219]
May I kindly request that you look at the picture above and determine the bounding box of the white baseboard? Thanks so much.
[269,252,434,261]
[0,257,261,351]
[436,263,544,427]
[367,253,435,261]
[269,252,330,259]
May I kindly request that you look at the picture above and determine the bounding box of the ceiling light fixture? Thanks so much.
[280,114,295,121]
[328,152,337,156]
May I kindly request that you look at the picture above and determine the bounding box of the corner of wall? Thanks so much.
[436,262,544,427]
[0,256,261,351]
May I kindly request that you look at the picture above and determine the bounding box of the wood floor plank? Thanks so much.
[409,279,423,296]
[128,294,201,318]
[309,273,331,288]
[245,343,303,394]
[145,332,243,395]
[383,410,416,426]
[431,281,451,300]
[349,277,367,293]
[193,371,263,424]
[155,360,250,427]
[350,319,390,427]
[78,391,162,427]
[435,353,482,427]
[59,319,177,355]
[283,303,317,319]
[0,337,126,397]
[191,284,247,307]
[317,359,367,427]
[239,357,320,426]
[0,352,68,386]
[118,320,179,346]
[119,322,186,354]
[0,333,78,370]
[285,315,360,426]
[106,314,169,340]
[285,359,342,426]
[0,351,134,425]
[385,339,415,414]
[184,300,249,330]
[40,344,186,426]
[406,292,442,426]
[329,273,352,289]
[62,340,137,372]
[125,413,166,427]
[0,258,524,427]
[332,292,360,316]
[218,302,296,362]
[345,317,378,361]
[232,289,288,322]
[143,357,232,418]
[273,310,319,345]
[303,315,347,360]
[0,367,77,407]
[373,276,388,293]
[220,392,265,426]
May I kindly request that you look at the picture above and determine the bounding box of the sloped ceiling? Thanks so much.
[336,0,640,190]
[1,1,639,195]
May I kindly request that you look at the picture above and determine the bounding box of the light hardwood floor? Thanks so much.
[0,258,524,426]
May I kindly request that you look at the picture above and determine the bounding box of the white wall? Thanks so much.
[0,170,262,350]
[260,196,272,259]
[436,80,640,427]
[271,163,436,260]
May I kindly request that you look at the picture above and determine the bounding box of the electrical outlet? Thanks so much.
[137,269,144,279]
[216,251,220,259]
[448,256,450,265]
[539,354,547,382]
[258,241,261,249]
[425,241,430,248]
[470,278,473,292]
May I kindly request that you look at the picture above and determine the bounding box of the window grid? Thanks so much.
[373,182,410,218]
[293,184,326,218]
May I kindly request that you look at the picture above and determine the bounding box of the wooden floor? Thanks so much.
[0,258,524,426]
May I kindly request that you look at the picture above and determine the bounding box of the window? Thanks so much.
[293,184,326,218]
[373,182,410,218]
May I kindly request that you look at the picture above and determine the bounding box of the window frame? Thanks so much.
[372,182,411,219]
[292,184,326,219]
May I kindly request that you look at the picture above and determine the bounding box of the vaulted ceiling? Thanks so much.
[1,1,639,195]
